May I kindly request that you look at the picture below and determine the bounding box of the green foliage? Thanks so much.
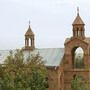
[71,75,88,90]
[0,49,47,90]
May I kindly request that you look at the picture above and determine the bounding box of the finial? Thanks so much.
[77,7,79,16]
[28,20,31,29]
[29,20,30,26]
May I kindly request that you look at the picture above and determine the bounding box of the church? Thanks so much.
[0,9,90,90]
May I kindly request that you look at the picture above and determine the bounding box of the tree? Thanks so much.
[0,49,47,90]
[71,75,88,90]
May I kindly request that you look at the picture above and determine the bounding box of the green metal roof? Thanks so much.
[0,48,64,66]
[23,48,64,66]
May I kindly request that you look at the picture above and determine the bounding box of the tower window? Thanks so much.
[29,38,31,46]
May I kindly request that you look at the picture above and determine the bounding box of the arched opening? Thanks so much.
[72,47,84,68]
[29,38,31,47]
[77,27,81,37]
[78,30,81,37]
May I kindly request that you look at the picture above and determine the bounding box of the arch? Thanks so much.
[78,30,81,37]
[72,47,84,68]
[25,38,28,46]
[29,38,31,46]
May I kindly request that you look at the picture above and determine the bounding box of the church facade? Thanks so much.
[0,9,90,90]
[22,9,90,90]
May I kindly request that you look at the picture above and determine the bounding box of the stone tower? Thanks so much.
[72,8,85,39]
[63,8,90,90]
[24,22,35,50]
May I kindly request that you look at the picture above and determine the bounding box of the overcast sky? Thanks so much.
[0,0,90,50]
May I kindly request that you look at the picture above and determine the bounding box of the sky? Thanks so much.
[0,0,90,50]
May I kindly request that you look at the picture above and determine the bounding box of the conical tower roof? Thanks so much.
[72,14,84,25]
[25,25,34,36]
[72,8,85,25]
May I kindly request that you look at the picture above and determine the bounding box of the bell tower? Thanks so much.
[64,8,90,90]
[72,8,85,39]
[24,21,35,50]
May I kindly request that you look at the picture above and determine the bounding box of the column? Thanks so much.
[27,39,29,46]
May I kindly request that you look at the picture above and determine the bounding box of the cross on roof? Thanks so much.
[77,7,79,15]
[29,20,30,26]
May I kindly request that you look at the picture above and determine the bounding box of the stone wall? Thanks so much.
[47,67,62,90]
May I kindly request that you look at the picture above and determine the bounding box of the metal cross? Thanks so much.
[77,7,79,15]
[29,20,30,25]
